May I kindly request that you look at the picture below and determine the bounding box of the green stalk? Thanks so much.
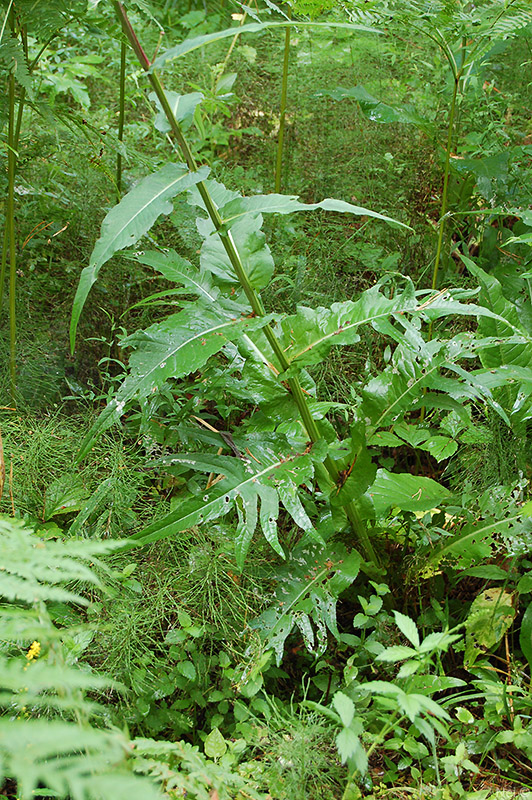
[426,75,459,348]
[275,13,291,193]
[341,711,403,800]
[116,39,127,200]
[6,63,17,400]
[430,76,459,293]
[113,1,379,567]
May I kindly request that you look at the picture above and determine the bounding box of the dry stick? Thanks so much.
[113,2,379,568]
[206,447,224,491]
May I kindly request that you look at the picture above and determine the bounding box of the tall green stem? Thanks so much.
[113,1,379,567]
[275,14,291,193]
[430,76,459,294]
[6,64,17,400]
[116,39,127,200]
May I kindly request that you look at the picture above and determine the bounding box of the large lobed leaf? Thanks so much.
[280,284,415,367]
[78,308,273,459]
[219,193,411,230]
[249,541,361,665]
[464,257,531,370]
[131,435,326,567]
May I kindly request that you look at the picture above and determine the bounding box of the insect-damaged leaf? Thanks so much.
[128,436,326,567]
[249,541,361,665]
[280,285,415,367]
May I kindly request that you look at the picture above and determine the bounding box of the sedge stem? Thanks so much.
[116,39,127,200]
[275,13,291,193]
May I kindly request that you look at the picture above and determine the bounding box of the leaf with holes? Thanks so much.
[280,284,415,368]
[129,436,326,567]
[249,541,361,664]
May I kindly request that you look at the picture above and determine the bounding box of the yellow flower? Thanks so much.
[26,641,41,661]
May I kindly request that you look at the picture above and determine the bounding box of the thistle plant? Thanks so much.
[70,3,532,577]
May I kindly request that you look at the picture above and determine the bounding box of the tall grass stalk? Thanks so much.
[430,76,459,295]
[113,0,379,568]
[275,16,291,193]
[5,10,18,400]
[116,39,127,200]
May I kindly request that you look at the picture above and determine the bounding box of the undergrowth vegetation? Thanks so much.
[2,0,532,798]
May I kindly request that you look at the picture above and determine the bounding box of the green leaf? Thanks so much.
[418,435,458,462]
[281,285,414,367]
[176,660,197,682]
[332,692,355,728]
[465,588,516,667]
[178,610,193,628]
[317,85,430,130]
[219,193,411,230]
[203,728,227,760]
[196,204,275,291]
[44,475,89,520]
[128,437,323,567]
[393,611,420,648]
[369,469,451,518]
[150,21,378,70]
[426,501,532,569]
[250,542,360,665]
[77,309,270,459]
[376,645,418,662]
[149,90,204,133]
[70,163,209,350]
[461,565,510,580]
[336,727,365,768]
[463,257,530,370]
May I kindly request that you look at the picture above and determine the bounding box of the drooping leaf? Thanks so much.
[463,257,531,370]
[519,601,532,671]
[129,437,326,567]
[219,193,411,229]
[197,210,275,291]
[149,90,204,133]
[150,21,378,71]
[425,500,532,569]
[465,588,516,667]
[332,692,355,728]
[280,284,415,367]
[317,85,430,130]
[70,163,209,349]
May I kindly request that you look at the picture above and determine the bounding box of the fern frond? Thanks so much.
[0,516,163,800]
[0,35,32,93]
[0,515,120,605]
[0,720,162,800]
